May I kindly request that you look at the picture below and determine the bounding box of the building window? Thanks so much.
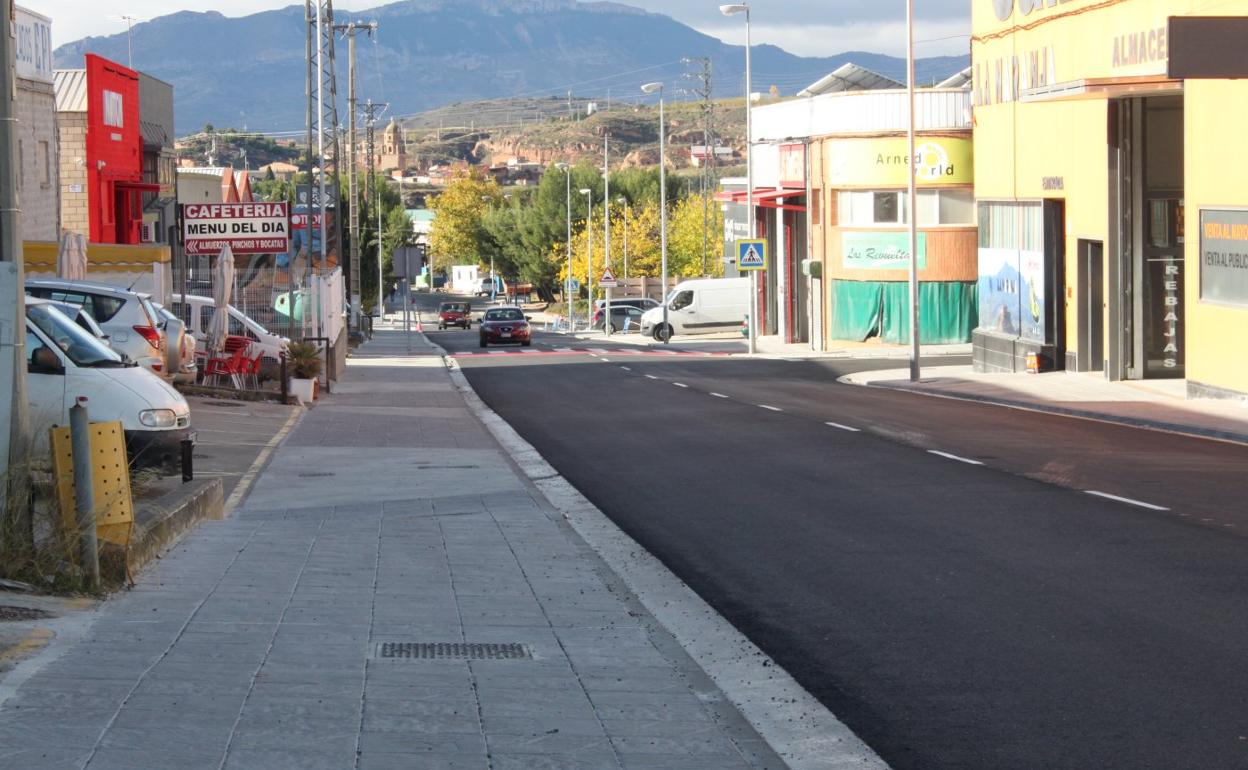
[39,141,50,186]
[103,90,124,128]
[839,188,974,226]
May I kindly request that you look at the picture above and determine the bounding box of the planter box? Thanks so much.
[289,377,317,405]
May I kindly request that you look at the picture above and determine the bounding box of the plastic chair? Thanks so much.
[204,347,247,388]
[240,351,265,390]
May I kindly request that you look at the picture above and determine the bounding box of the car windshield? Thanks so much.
[27,304,125,367]
[441,303,467,312]
[233,307,271,336]
[484,309,523,322]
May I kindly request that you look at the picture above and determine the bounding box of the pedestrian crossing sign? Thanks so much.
[736,239,766,271]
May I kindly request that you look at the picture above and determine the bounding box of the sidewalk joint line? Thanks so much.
[927,450,983,465]
[1085,490,1170,511]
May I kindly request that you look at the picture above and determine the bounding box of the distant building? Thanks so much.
[14,6,58,242]
[176,166,246,204]
[139,72,176,246]
[259,161,299,181]
[406,209,434,244]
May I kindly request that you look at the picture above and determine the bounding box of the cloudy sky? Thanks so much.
[37,0,970,58]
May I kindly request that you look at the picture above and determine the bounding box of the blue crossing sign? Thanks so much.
[736,239,767,271]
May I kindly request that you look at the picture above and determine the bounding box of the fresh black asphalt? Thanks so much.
[425,317,1248,770]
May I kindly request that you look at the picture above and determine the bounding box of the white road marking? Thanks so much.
[488,350,508,355]
[645,374,659,380]
[600,358,611,362]
[673,382,689,388]
[224,406,304,516]
[710,392,729,399]
[519,348,540,353]
[588,348,609,354]
[620,366,632,371]
[825,421,861,432]
[759,404,783,412]
[927,450,983,465]
[554,347,574,353]
[1086,491,1170,511]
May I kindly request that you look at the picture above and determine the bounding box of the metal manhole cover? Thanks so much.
[297,472,335,478]
[372,642,531,660]
[0,605,52,621]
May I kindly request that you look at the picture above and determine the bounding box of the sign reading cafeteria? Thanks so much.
[183,203,291,255]
[824,137,973,188]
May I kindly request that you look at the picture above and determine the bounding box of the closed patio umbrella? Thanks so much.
[208,244,235,353]
[57,231,87,281]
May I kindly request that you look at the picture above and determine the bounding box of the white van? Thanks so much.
[170,293,290,377]
[25,299,191,470]
[640,278,750,342]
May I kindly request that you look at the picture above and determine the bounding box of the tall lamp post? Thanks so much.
[905,0,921,381]
[556,163,573,331]
[603,136,612,337]
[719,2,755,354]
[580,188,594,327]
[641,81,669,343]
[617,196,629,279]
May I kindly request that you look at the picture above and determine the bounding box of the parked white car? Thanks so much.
[25,279,167,377]
[25,298,191,470]
[170,293,290,379]
[640,277,750,342]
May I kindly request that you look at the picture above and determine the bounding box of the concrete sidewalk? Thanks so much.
[0,327,792,770]
[843,364,1248,445]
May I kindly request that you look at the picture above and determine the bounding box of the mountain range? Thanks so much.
[52,0,969,136]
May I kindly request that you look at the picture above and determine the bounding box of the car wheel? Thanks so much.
[608,322,619,334]
[479,338,487,348]
[521,340,531,348]
[653,324,671,342]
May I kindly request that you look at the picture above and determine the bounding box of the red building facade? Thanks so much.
[85,54,152,244]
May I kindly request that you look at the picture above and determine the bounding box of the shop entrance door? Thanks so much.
[1077,240,1104,372]
[1112,95,1185,380]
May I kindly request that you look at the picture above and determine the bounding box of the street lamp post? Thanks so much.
[617,196,629,280]
[580,188,594,329]
[604,136,612,338]
[720,3,755,354]
[557,163,573,332]
[906,0,921,382]
[641,82,668,343]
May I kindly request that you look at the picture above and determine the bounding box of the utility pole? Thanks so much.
[685,57,714,276]
[306,0,342,342]
[335,19,378,335]
[0,4,31,560]
[362,99,388,317]
[603,135,611,337]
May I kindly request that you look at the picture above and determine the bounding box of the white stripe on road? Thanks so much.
[600,358,611,362]
[1085,490,1170,511]
[673,382,689,388]
[488,350,508,355]
[645,374,659,380]
[620,366,632,371]
[927,450,983,465]
[710,392,729,399]
[825,421,861,432]
[519,348,541,353]
[759,405,783,412]
[588,348,609,354]
[554,347,574,353]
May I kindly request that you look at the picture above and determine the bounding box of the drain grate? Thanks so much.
[373,642,531,660]
[0,605,52,621]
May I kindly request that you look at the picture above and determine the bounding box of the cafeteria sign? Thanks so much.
[842,231,927,271]
[183,202,291,256]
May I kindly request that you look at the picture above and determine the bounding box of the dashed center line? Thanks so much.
[710,393,729,399]
[1085,490,1170,511]
[927,450,983,466]
[759,405,783,412]
[673,382,689,388]
[825,421,861,432]
[645,374,659,380]
[620,366,632,371]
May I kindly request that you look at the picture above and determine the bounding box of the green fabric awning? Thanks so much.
[830,280,978,344]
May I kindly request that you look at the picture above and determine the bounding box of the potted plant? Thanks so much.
[287,342,322,404]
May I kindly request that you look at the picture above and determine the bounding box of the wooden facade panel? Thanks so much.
[823,226,977,283]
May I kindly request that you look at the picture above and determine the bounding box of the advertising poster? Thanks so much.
[977,247,1021,335]
[842,232,927,271]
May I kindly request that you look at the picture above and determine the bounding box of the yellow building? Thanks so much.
[972,0,1248,401]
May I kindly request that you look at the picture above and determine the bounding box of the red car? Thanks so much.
[437,301,471,330]
[479,306,531,348]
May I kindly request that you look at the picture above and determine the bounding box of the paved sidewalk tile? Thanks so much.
[0,328,784,770]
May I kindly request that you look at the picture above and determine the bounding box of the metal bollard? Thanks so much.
[280,351,289,404]
[69,398,100,590]
[181,435,195,483]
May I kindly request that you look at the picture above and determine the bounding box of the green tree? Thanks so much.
[668,194,725,278]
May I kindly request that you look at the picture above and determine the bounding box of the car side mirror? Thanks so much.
[30,346,64,375]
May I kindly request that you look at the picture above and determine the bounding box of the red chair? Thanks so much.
[240,351,265,390]
[204,347,248,388]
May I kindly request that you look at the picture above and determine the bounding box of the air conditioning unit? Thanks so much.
[140,222,155,243]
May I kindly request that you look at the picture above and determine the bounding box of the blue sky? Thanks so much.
[37,0,969,57]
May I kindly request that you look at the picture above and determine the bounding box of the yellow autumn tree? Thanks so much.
[427,169,502,273]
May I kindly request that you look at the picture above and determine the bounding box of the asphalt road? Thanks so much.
[418,298,1248,770]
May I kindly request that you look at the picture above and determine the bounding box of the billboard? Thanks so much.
[14,7,53,84]
[824,137,973,188]
[183,202,291,256]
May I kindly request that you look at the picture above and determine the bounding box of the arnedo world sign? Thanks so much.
[183,203,290,256]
